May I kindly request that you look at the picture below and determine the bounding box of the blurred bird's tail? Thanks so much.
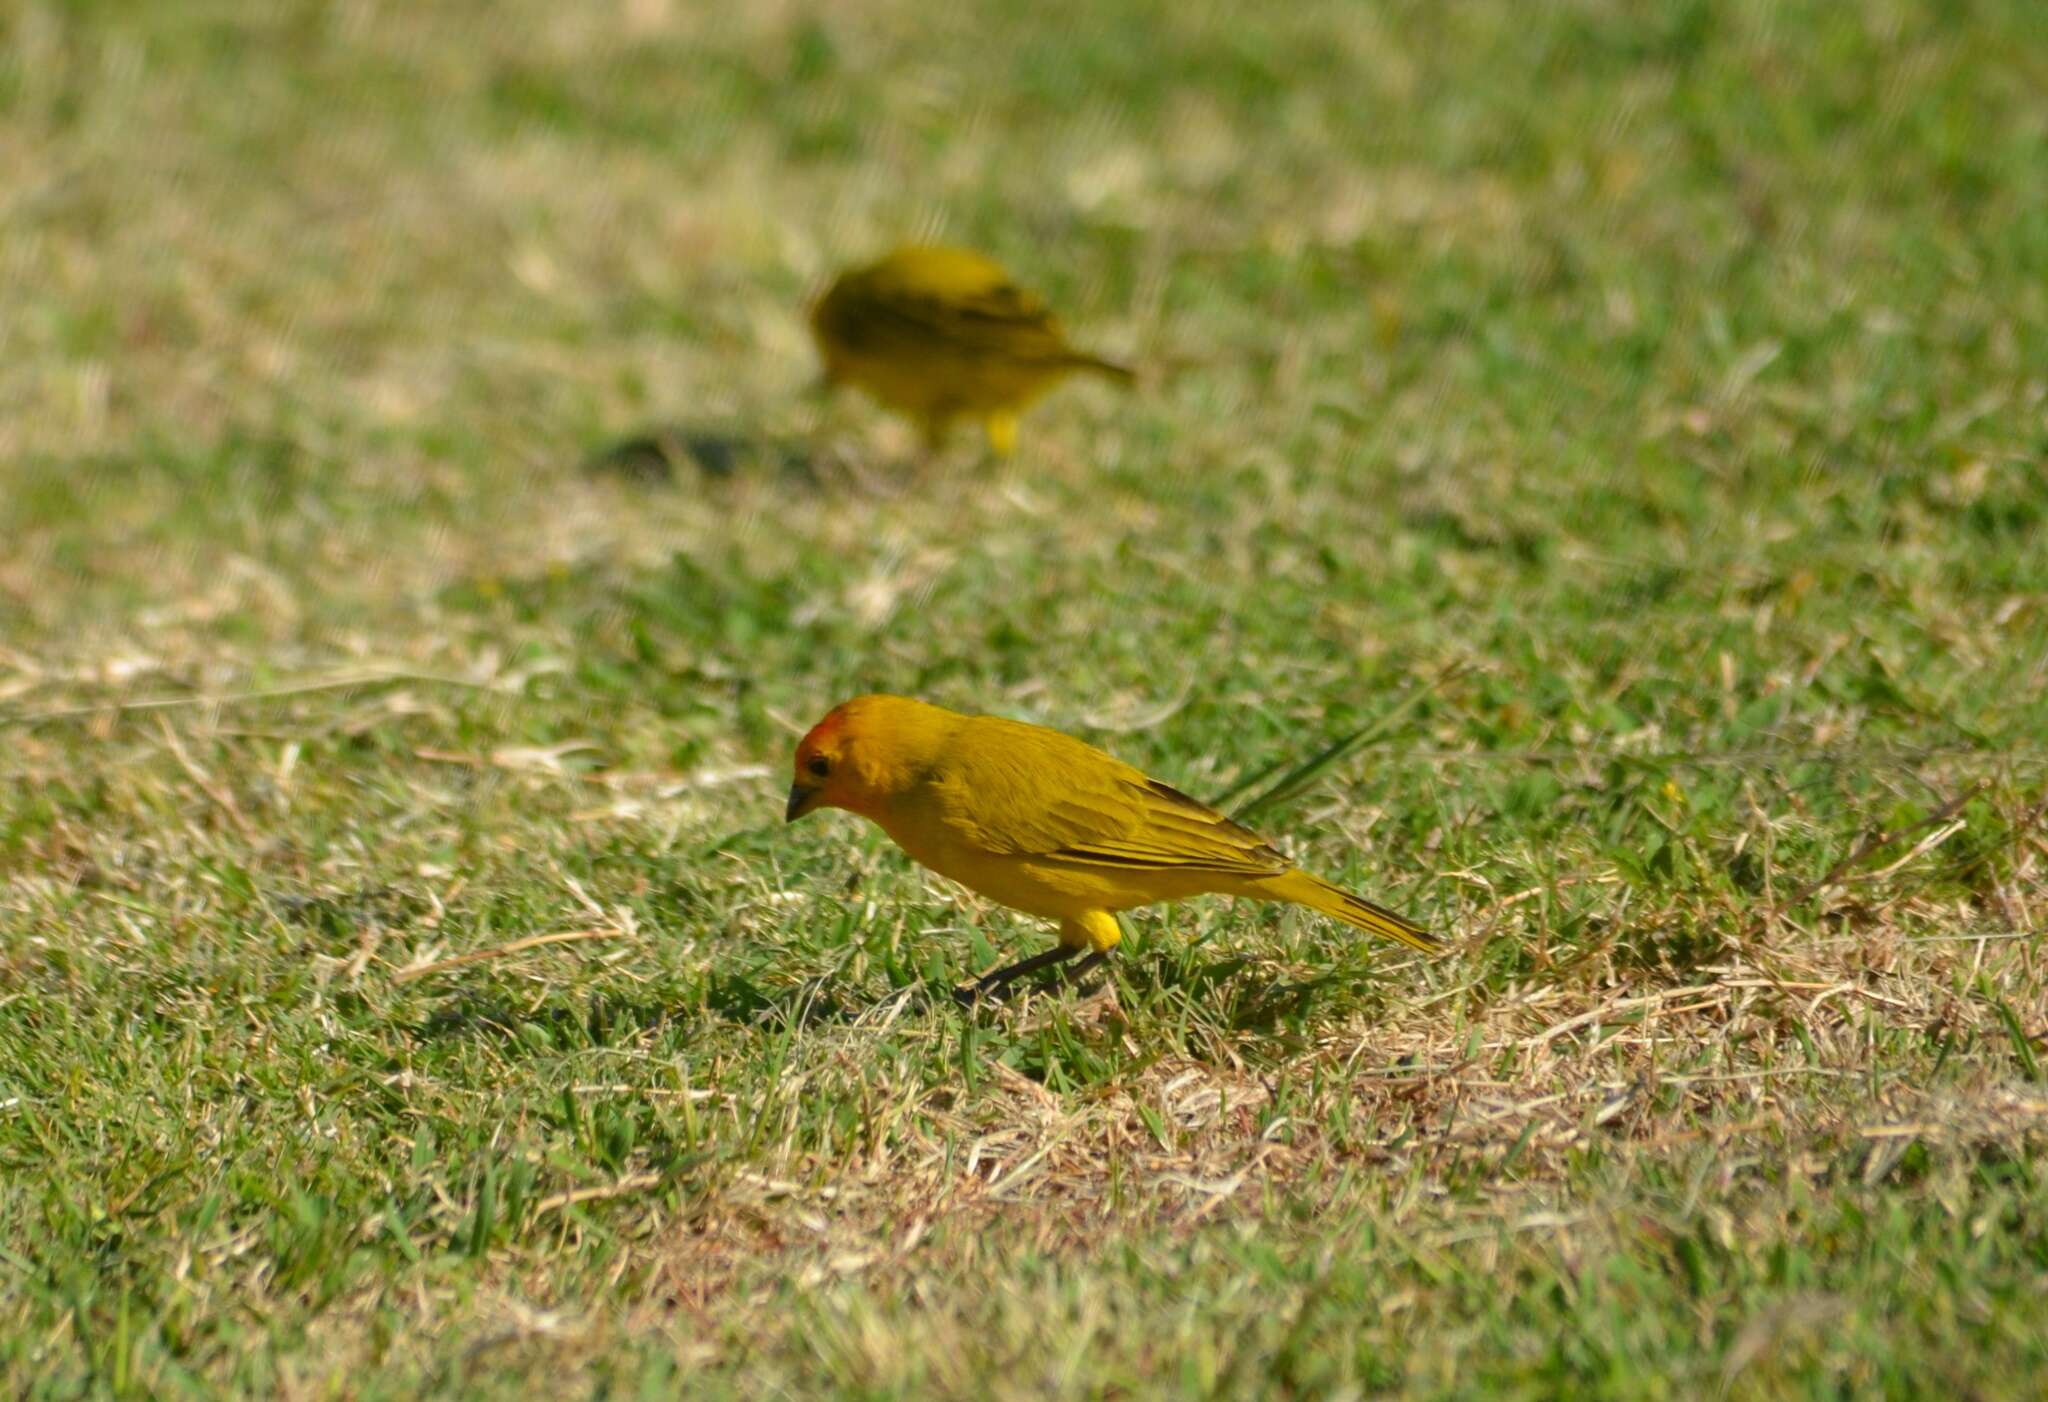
[1259,869,1441,954]
[1066,352,1138,388]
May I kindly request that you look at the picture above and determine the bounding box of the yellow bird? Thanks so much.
[785,695,1439,1003]
[808,246,1135,457]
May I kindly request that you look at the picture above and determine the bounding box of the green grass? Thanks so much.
[4,0,2047,1395]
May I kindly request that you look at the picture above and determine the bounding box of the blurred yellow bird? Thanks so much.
[785,695,1439,1003]
[808,246,1135,457]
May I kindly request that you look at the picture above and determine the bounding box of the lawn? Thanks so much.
[3,0,2046,1395]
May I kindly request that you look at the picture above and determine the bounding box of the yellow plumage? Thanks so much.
[808,246,1134,456]
[785,695,1439,1001]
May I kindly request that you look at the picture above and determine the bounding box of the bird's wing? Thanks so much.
[854,260,1073,364]
[1048,777,1293,877]
[929,720,1290,877]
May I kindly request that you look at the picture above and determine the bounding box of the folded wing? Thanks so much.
[874,288,1070,364]
[930,718,1290,878]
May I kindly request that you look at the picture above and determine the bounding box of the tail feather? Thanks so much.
[1260,869,1441,954]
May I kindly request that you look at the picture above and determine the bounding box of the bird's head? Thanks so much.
[785,694,947,823]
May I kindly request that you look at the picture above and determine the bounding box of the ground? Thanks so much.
[3,0,2046,1396]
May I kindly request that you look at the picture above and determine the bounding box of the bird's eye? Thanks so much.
[807,755,831,779]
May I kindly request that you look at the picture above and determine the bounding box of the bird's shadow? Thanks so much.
[943,948,1338,1036]
[582,421,823,487]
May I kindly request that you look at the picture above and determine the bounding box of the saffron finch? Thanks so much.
[785,695,1439,1003]
[808,246,1135,457]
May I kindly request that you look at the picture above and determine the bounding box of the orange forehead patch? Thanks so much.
[798,706,849,755]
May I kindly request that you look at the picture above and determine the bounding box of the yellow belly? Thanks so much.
[876,809,1229,922]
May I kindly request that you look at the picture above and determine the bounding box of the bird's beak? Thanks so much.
[786,782,822,822]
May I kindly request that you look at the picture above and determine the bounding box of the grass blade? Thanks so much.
[1226,665,1463,825]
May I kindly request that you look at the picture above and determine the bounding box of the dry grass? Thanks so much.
[5,0,2047,1395]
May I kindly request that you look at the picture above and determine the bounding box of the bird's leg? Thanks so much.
[953,944,1117,1007]
[954,944,1083,1006]
[983,411,1019,458]
[1065,951,1108,985]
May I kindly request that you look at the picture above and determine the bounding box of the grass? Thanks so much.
[3,0,2046,1394]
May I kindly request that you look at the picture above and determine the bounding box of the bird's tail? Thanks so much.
[1064,351,1138,388]
[1258,869,1441,954]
